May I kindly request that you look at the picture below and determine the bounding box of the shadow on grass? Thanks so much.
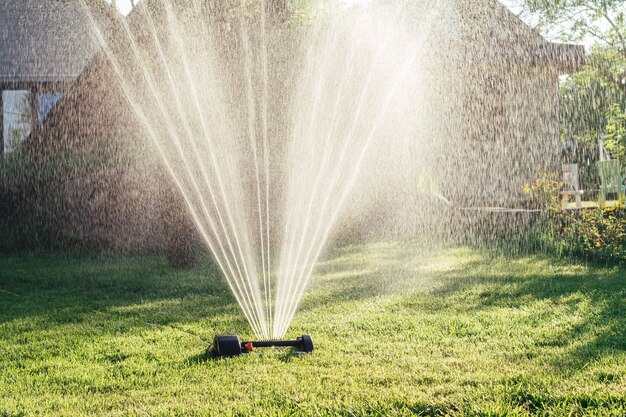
[1,243,624,374]
[0,252,246,342]
[302,242,626,374]
[185,349,215,365]
[430,259,625,373]
[184,344,306,365]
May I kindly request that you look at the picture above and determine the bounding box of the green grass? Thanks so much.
[0,243,625,416]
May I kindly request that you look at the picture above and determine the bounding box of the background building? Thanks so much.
[0,0,112,155]
[0,0,585,252]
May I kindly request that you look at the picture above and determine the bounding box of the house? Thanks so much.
[0,0,116,155]
[0,0,584,252]
[429,0,585,204]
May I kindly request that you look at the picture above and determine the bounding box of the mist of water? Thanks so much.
[75,0,445,338]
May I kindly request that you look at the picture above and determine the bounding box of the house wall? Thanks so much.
[434,64,561,205]
[22,53,186,252]
[0,0,116,156]
[427,0,563,204]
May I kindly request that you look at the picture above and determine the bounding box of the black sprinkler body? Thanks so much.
[212,334,314,357]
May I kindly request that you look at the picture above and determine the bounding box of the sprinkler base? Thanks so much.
[212,334,314,357]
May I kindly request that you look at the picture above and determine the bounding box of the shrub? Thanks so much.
[523,171,562,209]
[543,207,626,263]
[520,172,626,264]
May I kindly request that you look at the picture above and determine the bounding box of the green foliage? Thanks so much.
[0,134,126,191]
[605,102,626,158]
[0,145,130,251]
[521,0,626,160]
[1,245,625,416]
[287,0,316,25]
[521,171,626,264]
[538,207,626,263]
[521,0,626,53]
[560,47,626,147]
[523,171,563,209]
[562,48,625,163]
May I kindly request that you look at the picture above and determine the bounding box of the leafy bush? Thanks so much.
[543,207,626,263]
[520,172,626,264]
[605,102,626,160]
[523,171,563,209]
[0,147,127,252]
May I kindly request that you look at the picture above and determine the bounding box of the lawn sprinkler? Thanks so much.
[211,334,314,358]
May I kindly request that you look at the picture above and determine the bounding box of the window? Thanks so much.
[38,92,63,123]
[2,90,33,154]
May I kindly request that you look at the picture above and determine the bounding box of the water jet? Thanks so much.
[72,0,435,341]
[211,334,314,358]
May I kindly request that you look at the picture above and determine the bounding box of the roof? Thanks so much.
[450,0,585,72]
[489,0,585,72]
[460,40,586,73]
[0,0,114,84]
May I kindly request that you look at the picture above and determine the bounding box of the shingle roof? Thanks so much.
[0,0,112,83]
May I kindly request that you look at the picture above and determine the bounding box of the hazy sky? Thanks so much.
[500,0,524,13]
[107,0,140,15]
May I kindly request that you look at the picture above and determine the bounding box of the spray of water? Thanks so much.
[77,0,442,338]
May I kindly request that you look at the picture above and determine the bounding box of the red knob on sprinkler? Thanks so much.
[211,334,314,357]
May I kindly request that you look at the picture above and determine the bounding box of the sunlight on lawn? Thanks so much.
[0,243,624,416]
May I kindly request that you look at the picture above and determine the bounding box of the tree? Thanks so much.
[521,0,625,51]
[560,47,626,141]
[521,0,625,92]
[560,47,626,159]
[267,0,290,23]
[520,0,626,160]
[605,102,626,157]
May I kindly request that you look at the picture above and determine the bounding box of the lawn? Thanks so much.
[0,243,625,416]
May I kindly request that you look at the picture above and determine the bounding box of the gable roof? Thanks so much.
[454,0,585,72]
[0,0,114,84]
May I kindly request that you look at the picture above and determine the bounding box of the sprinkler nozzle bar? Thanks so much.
[211,334,314,357]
